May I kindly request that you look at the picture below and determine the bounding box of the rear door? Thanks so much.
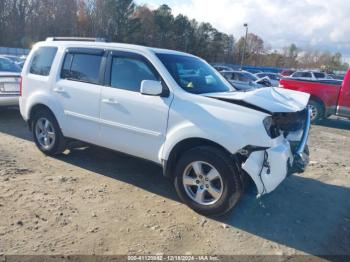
[99,50,172,163]
[53,48,106,143]
[337,70,350,117]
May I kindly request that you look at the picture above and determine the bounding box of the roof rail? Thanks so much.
[46,37,106,42]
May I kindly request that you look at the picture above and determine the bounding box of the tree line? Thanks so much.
[0,0,348,71]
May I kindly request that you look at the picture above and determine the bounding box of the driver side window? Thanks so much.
[110,57,158,92]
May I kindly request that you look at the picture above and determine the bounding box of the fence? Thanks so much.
[0,47,30,56]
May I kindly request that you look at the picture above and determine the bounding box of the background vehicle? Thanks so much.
[255,72,281,87]
[213,65,233,72]
[1,55,26,68]
[280,69,350,123]
[20,38,310,216]
[221,70,272,90]
[0,56,22,73]
[0,56,21,106]
[328,73,345,80]
[280,70,295,77]
[289,71,332,81]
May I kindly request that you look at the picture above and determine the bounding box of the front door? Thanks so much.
[99,51,172,163]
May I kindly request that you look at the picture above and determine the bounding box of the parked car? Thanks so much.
[221,70,272,90]
[328,73,345,80]
[20,38,311,215]
[280,70,295,77]
[0,56,21,106]
[255,72,281,87]
[289,71,331,81]
[0,56,22,72]
[279,70,350,123]
[213,65,233,72]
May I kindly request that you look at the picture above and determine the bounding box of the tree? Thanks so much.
[153,4,174,48]
[0,0,348,71]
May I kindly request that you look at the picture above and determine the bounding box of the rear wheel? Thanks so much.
[174,146,243,216]
[308,100,324,124]
[32,109,66,155]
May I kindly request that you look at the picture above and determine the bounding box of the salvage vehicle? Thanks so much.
[221,70,272,90]
[20,38,311,215]
[280,70,295,77]
[255,72,281,87]
[0,56,22,106]
[280,69,350,123]
[213,65,234,73]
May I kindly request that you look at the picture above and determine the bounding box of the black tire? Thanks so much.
[308,100,324,124]
[174,146,243,216]
[32,108,66,155]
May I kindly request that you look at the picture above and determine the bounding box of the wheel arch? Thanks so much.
[163,137,234,178]
[27,101,64,133]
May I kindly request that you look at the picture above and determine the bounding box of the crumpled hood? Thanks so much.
[203,87,310,113]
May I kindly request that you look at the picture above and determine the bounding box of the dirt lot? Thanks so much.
[0,108,349,256]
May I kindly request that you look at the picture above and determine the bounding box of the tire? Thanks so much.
[32,108,66,155]
[174,146,243,216]
[308,100,324,124]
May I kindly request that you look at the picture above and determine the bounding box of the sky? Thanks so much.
[135,0,350,63]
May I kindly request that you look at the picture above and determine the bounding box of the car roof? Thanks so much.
[35,40,195,58]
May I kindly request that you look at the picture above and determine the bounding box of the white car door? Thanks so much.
[53,48,106,144]
[99,51,172,163]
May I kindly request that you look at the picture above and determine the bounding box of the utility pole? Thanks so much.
[240,23,248,70]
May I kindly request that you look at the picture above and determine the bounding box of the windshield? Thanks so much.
[0,58,21,73]
[156,53,233,94]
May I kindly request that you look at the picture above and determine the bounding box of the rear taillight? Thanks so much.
[19,76,22,96]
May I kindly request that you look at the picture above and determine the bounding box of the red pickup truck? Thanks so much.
[279,69,350,123]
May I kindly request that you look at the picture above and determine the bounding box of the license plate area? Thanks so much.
[0,82,20,93]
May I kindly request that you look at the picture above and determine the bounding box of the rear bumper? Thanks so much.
[0,95,19,106]
[242,109,311,195]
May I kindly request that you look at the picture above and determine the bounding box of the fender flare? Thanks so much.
[25,92,66,132]
[161,123,245,162]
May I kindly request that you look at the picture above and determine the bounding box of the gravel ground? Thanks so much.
[0,108,349,257]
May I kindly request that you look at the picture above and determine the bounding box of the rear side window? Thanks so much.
[61,52,103,84]
[30,47,58,76]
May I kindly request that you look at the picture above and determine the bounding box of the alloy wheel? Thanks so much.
[182,161,224,206]
[35,117,56,150]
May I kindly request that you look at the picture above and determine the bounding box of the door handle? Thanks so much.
[53,87,66,94]
[102,98,119,105]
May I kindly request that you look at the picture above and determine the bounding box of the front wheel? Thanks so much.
[174,146,243,216]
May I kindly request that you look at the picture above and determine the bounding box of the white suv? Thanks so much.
[20,38,311,215]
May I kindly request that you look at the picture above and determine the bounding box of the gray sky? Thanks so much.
[135,0,350,63]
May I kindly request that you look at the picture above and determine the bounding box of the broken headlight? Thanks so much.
[263,116,279,138]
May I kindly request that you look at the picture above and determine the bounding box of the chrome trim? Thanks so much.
[296,108,311,157]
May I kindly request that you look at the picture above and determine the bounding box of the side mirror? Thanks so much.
[140,80,163,96]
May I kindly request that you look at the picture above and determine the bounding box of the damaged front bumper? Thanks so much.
[242,108,311,195]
